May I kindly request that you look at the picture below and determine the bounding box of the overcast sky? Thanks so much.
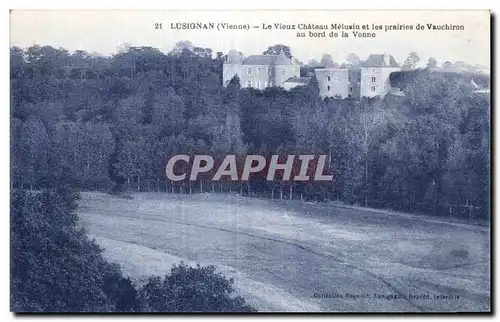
[10,10,490,68]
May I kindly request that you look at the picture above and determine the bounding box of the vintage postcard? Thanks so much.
[9,10,491,313]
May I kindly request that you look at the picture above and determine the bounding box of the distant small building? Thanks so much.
[388,87,406,97]
[282,77,311,91]
[222,50,300,90]
[360,54,400,98]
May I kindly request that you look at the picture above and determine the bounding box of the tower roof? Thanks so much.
[275,51,292,65]
[226,50,244,64]
[241,53,294,65]
[363,54,400,68]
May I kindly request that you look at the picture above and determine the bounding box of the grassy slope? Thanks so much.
[78,192,490,312]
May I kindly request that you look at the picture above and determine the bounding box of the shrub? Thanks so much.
[102,265,141,312]
[139,262,256,312]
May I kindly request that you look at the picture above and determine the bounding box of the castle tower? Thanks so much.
[223,50,244,86]
[273,51,299,87]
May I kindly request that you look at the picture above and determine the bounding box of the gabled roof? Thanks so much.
[242,52,293,66]
[363,54,400,68]
[284,77,311,84]
[275,52,293,65]
[242,55,277,65]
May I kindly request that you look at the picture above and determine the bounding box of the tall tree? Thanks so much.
[346,53,361,66]
[320,54,338,68]
[307,59,321,68]
[426,57,438,68]
[402,52,420,70]
[262,44,292,59]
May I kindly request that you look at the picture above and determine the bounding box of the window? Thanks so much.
[371,86,376,92]
[257,67,263,75]
[326,76,331,82]
[349,86,353,92]
[282,69,286,75]
[247,80,252,87]
[247,67,252,75]
[268,81,273,87]
[267,67,272,75]
[334,76,340,82]
[256,81,261,89]
[348,94,352,98]
[371,76,376,82]
[327,85,331,91]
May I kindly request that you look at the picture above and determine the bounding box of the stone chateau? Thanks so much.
[223,51,402,99]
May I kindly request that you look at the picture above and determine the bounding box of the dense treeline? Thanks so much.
[11,188,255,312]
[10,43,489,220]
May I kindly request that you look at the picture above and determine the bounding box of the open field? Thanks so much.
[78,192,490,312]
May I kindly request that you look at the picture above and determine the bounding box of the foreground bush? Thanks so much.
[140,263,256,312]
[11,188,255,312]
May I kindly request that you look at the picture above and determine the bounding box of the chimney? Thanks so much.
[383,53,391,67]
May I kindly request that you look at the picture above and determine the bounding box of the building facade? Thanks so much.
[314,68,362,99]
[360,54,400,98]
[223,51,400,98]
[315,69,349,99]
[223,50,300,90]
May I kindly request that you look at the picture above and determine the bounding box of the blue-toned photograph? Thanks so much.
[9,10,491,313]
